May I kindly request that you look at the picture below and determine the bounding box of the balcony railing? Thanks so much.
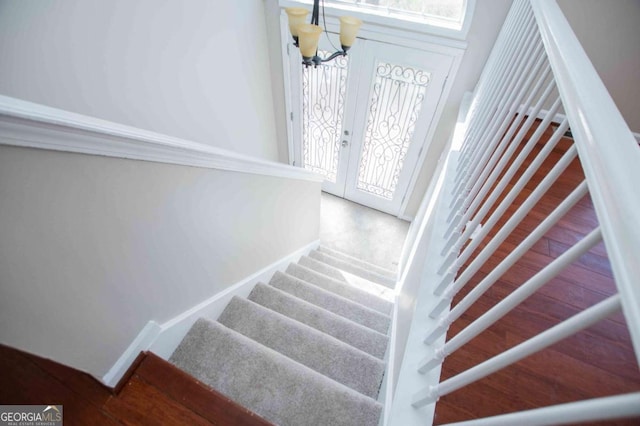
[389,0,640,424]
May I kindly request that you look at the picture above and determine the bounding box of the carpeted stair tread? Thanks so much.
[270,271,390,334]
[170,319,382,426]
[309,250,396,288]
[298,255,349,282]
[319,245,398,279]
[217,296,385,398]
[286,263,393,316]
[248,283,388,359]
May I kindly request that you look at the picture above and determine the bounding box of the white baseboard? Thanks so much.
[381,300,400,426]
[100,239,320,388]
[100,321,161,387]
[397,214,414,222]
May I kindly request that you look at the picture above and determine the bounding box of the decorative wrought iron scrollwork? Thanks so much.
[357,62,431,199]
[302,51,349,182]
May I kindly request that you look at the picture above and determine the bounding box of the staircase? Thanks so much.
[169,246,397,426]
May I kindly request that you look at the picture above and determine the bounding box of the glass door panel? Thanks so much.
[344,41,453,215]
[301,50,349,183]
[356,62,432,199]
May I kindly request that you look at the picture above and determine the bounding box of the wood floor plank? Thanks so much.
[135,353,273,426]
[0,345,122,425]
[104,377,213,426]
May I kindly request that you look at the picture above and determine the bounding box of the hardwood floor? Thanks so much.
[0,345,271,425]
[433,121,640,424]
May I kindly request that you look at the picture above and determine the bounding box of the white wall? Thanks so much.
[0,145,320,378]
[0,0,280,161]
[403,0,513,217]
[559,0,640,134]
[264,0,292,164]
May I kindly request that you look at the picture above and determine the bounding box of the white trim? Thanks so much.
[101,321,161,387]
[100,239,320,388]
[381,298,400,425]
[397,214,414,222]
[0,95,323,182]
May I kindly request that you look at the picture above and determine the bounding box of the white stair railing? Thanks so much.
[404,0,640,423]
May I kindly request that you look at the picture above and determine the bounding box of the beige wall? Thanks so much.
[559,0,640,133]
[0,145,320,378]
[0,0,281,161]
[403,0,513,217]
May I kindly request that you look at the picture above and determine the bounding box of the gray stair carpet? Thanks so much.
[319,245,398,279]
[248,282,388,359]
[309,249,396,289]
[218,296,385,398]
[286,262,394,316]
[269,271,390,334]
[170,319,382,426]
[298,255,349,282]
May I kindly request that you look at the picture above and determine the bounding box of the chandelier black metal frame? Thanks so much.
[285,0,362,67]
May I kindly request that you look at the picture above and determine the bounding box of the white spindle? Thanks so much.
[438,393,640,426]
[437,111,568,290]
[444,75,555,239]
[454,14,538,190]
[458,0,530,159]
[445,60,551,229]
[414,295,621,406]
[422,228,602,373]
[434,131,572,298]
[425,180,589,344]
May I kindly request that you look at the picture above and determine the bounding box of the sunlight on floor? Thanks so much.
[319,192,411,273]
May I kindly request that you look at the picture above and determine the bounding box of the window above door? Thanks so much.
[279,0,475,40]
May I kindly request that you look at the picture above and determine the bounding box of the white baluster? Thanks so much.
[414,294,621,407]
[425,181,589,344]
[434,122,572,298]
[421,228,602,373]
[434,393,640,426]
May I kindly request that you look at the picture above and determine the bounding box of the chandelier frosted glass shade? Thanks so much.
[339,16,362,49]
[285,7,309,39]
[297,24,323,59]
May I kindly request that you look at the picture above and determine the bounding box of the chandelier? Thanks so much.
[285,0,362,67]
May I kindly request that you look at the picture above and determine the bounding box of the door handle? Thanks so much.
[341,140,349,147]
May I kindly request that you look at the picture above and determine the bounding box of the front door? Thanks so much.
[290,37,452,216]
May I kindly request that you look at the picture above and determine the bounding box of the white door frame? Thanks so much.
[280,4,466,219]
[342,40,454,215]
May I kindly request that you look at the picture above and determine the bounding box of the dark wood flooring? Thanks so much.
[0,345,271,425]
[433,120,640,424]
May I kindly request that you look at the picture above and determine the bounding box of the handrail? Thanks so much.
[0,95,323,182]
[530,0,640,362]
